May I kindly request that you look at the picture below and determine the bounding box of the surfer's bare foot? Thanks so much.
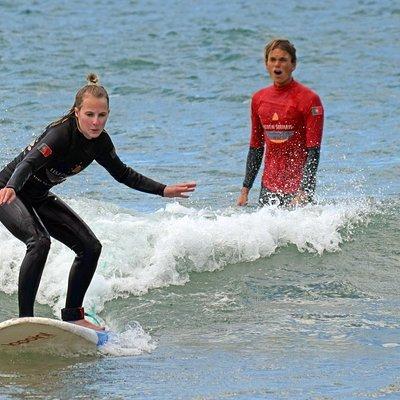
[71,318,105,331]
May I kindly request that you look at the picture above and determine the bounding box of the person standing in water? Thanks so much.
[0,73,196,331]
[237,39,324,207]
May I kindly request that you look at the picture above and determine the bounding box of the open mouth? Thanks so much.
[274,70,282,76]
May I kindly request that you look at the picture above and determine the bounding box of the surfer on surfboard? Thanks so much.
[0,73,196,331]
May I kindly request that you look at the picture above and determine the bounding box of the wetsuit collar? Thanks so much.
[273,78,296,92]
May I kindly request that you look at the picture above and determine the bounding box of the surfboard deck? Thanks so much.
[0,317,109,356]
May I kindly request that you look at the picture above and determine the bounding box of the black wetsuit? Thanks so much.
[0,117,165,318]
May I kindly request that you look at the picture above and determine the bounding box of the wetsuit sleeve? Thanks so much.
[300,146,320,199]
[249,94,265,148]
[243,147,264,189]
[305,94,324,148]
[95,136,166,196]
[243,94,265,188]
[6,127,70,192]
[300,92,324,199]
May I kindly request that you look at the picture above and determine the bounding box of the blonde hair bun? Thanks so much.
[86,73,99,85]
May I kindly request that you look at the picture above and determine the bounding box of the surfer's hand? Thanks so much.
[290,190,309,206]
[163,181,196,198]
[237,187,249,206]
[0,187,16,206]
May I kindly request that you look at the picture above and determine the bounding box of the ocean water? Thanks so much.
[0,0,399,398]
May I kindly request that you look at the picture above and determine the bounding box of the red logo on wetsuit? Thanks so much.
[37,143,53,158]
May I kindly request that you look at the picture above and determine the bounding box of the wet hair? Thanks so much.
[49,73,109,127]
[264,39,297,64]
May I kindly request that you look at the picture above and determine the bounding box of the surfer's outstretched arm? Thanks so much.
[95,138,196,199]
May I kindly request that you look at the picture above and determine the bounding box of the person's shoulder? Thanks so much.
[293,81,323,112]
[94,129,114,148]
[92,130,117,160]
[293,80,321,100]
[253,85,273,97]
[46,117,73,135]
[252,85,273,102]
[99,129,112,142]
[43,118,75,145]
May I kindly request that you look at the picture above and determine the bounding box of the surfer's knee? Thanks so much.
[26,234,51,256]
[88,237,103,259]
[84,236,102,261]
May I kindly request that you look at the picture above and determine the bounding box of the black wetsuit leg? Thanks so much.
[259,187,295,207]
[34,194,102,309]
[0,196,51,317]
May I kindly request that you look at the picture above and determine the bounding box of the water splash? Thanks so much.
[0,198,374,317]
[99,321,156,357]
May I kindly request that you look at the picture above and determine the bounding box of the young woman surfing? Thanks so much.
[0,74,196,331]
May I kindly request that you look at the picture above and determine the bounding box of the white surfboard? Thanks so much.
[0,317,109,356]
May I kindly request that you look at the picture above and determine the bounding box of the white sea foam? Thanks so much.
[0,198,372,318]
[100,321,156,356]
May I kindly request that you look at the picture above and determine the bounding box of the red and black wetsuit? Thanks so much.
[243,79,324,206]
[0,116,165,319]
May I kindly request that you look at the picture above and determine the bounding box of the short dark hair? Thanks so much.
[264,39,297,64]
